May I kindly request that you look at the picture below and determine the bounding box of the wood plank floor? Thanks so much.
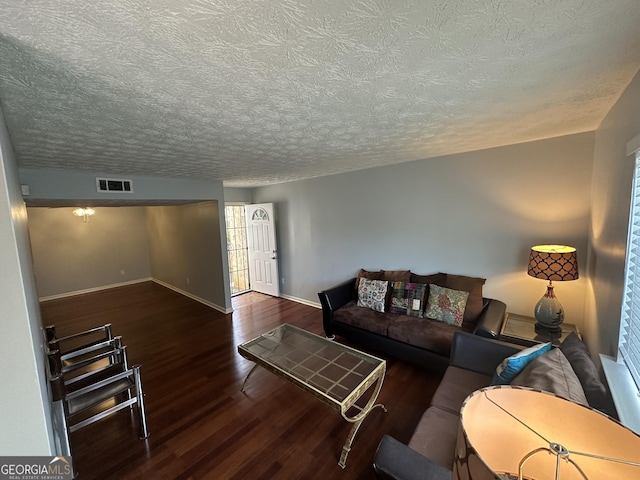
[40,281,442,479]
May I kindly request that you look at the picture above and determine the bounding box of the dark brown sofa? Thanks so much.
[318,271,507,371]
[372,331,617,480]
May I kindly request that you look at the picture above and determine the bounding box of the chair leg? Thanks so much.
[133,366,150,438]
[51,400,77,478]
[115,339,134,408]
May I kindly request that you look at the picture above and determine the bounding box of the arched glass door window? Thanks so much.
[252,208,269,221]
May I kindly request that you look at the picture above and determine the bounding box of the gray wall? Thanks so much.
[0,106,54,453]
[253,132,594,325]
[27,207,152,299]
[224,187,253,203]
[146,202,228,311]
[586,69,640,357]
[19,168,225,204]
[19,168,232,310]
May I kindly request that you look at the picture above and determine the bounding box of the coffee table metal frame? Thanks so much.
[237,323,387,468]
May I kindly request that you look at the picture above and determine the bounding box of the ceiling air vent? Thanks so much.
[96,177,133,193]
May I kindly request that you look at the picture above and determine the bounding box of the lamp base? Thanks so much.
[534,322,562,335]
[533,283,564,333]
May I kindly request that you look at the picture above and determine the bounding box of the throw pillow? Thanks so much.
[424,284,469,327]
[492,342,552,385]
[389,282,428,317]
[511,348,589,406]
[443,274,486,325]
[559,332,609,412]
[356,278,389,312]
[380,270,411,309]
[355,269,384,296]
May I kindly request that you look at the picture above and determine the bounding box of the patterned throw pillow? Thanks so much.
[357,278,389,312]
[424,284,469,327]
[389,282,427,317]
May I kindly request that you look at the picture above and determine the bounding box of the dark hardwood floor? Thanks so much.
[40,281,442,479]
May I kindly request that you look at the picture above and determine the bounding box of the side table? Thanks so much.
[499,312,581,347]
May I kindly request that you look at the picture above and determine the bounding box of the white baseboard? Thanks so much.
[152,278,232,314]
[280,293,321,309]
[39,279,312,315]
[39,278,153,302]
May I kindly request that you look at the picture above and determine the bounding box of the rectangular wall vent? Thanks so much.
[96,177,133,193]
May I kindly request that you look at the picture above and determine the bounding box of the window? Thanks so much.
[619,151,640,390]
[225,205,250,295]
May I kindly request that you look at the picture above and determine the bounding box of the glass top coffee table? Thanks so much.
[237,323,387,468]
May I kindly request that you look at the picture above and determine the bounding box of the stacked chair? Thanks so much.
[45,323,149,477]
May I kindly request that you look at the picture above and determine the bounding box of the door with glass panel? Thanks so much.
[245,203,280,297]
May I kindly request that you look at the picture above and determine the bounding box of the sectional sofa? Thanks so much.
[372,331,616,480]
[318,270,507,371]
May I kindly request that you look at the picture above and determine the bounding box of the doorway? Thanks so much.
[224,205,250,296]
[244,203,280,297]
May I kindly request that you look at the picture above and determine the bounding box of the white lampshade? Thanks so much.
[454,386,640,480]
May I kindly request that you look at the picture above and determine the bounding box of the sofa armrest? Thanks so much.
[473,298,506,339]
[318,278,356,339]
[450,331,524,376]
[373,435,452,480]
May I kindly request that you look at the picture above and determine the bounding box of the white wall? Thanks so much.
[0,107,54,454]
[586,69,640,357]
[146,202,229,311]
[27,207,152,299]
[253,132,594,326]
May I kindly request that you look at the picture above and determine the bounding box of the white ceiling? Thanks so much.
[0,1,639,188]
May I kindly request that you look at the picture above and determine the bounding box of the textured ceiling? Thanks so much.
[0,1,639,187]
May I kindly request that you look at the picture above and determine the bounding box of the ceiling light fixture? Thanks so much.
[73,207,95,223]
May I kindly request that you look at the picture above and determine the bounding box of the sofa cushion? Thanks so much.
[559,332,608,411]
[492,342,552,385]
[333,300,398,336]
[389,282,427,317]
[425,285,469,327]
[430,366,492,415]
[444,274,486,326]
[387,315,474,356]
[408,406,459,470]
[357,278,389,312]
[511,348,588,406]
[381,269,411,282]
[410,272,447,287]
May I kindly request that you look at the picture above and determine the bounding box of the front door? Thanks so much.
[245,203,280,297]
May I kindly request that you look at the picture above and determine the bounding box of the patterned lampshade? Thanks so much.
[527,245,579,282]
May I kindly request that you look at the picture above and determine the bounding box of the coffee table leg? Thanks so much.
[240,364,259,393]
[338,372,387,468]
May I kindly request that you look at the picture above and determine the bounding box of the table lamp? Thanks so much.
[454,386,640,480]
[527,245,578,333]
